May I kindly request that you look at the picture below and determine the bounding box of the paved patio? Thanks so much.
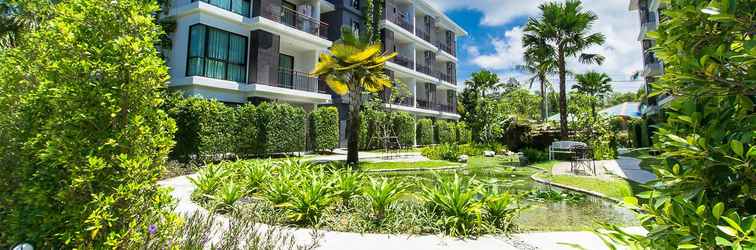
[551,156,656,184]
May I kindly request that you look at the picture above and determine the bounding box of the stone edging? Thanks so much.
[529,168,622,204]
[361,165,464,173]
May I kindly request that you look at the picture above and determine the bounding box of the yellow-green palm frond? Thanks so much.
[361,76,380,93]
[372,52,398,64]
[345,44,381,64]
[331,44,360,60]
[361,74,392,93]
[312,53,336,76]
[325,75,349,96]
[335,61,367,71]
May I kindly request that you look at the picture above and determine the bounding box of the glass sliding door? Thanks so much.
[186,24,247,82]
[278,54,294,88]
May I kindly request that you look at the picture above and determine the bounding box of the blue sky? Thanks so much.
[433,0,645,93]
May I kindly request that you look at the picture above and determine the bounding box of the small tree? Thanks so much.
[573,71,612,119]
[523,0,606,139]
[0,0,176,247]
[311,27,396,164]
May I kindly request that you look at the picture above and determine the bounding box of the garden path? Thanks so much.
[159,174,641,250]
[310,149,426,163]
[551,156,656,184]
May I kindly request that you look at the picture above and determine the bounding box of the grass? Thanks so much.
[359,160,460,170]
[529,160,646,200]
[467,155,519,168]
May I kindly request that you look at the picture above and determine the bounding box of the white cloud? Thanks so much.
[432,0,644,92]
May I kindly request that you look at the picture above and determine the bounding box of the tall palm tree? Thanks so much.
[518,36,557,121]
[523,0,606,139]
[311,27,396,165]
[465,70,500,97]
[573,71,612,119]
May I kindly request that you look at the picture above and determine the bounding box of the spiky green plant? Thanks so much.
[362,177,408,220]
[421,174,484,237]
[210,181,245,213]
[280,171,335,225]
[264,172,295,206]
[188,163,231,202]
[240,160,271,194]
[332,169,365,207]
[483,192,523,233]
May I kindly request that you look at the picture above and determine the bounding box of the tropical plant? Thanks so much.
[311,26,396,165]
[598,1,756,249]
[421,174,483,237]
[239,160,271,194]
[460,70,505,142]
[518,37,557,121]
[333,169,365,207]
[523,0,606,139]
[0,1,54,49]
[483,192,522,233]
[573,71,612,119]
[281,172,335,225]
[189,164,231,202]
[362,177,408,220]
[210,181,245,213]
[263,172,296,206]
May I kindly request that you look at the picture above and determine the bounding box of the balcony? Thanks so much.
[435,71,455,84]
[280,6,329,38]
[416,28,431,43]
[435,41,455,56]
[637,17,658,40]
[437,104,455,113]
[385,11,414,33]
[416,63,433,76]
[275,68,321,93]
[416,100,457,114]
[393,55,413,70]
[417,99,433,110]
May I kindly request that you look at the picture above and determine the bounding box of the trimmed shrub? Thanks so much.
[236,104,258,157]
[436,120,457,144]
[312,107,339,152]
[417,119,434,145]
[457,121,472,144]
[169,97,239,162]
[257,102,307,154]
[0,0,177,246]
[522,148,548,163]
[390,112,416,147]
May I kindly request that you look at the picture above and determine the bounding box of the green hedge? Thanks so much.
[457,121,472,144]
[417,119,434,145]
[257,102,307,154]
[436,120,457,144]
[311,107,339,152]
[390,112,416,146]
[236,104,258,157]
[169,97,239,162]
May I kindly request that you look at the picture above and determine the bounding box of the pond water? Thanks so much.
[369,160,638,231]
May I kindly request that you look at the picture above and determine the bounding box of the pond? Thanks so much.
[369,157,638,231]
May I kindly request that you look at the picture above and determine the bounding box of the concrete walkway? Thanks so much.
[158,174,643,249]
[551,156,656,184]
[309,149,428,163]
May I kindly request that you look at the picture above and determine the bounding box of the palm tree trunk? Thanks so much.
[591,102,597,122]
[557,49,568,139]
[539,75,547,121]
[347,85,362,165]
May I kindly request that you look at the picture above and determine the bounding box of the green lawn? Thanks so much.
[467,155,519,168]
[359,160,459,170]
[531,160,645,200]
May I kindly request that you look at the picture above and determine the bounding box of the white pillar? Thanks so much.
[313,0,321,20]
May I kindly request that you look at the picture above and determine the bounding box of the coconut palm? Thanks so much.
[523,0,606,139]
[518,36,557,121]
[573,71,612,119]
[311,26,396,165]
[464,70,500,97]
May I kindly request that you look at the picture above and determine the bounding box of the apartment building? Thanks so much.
[164,0,466,146]
[629,0,670,146]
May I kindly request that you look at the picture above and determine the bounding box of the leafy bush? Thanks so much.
[598,1,756,249]
[436,120,457,144]
[457,121,472,144]
[422,175,483,237]
[238,160,271,194]
[521,148,548,163]
[256,102,307,154]
[282,171,335,225]
[362,177,408,220]
[169,96,239,162]
[210,181,245,213]
[333,169,365,207]
[188,164,231,203]
[236,104,258,157]
[390,112,416,146]
[483,192,522,232]
[421,144,461,161]
[311,107,339,152]
[417,119,434,145]
[0,0,177,247]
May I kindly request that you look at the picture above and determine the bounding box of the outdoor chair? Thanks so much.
[569,145,596,175]
[549,141,587,160]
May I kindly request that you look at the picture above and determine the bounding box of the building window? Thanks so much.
[352,20,361,35]
[192,0,250,17]
[351,0,360,9]
[187,24,247,83]
[278,54,295,88]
